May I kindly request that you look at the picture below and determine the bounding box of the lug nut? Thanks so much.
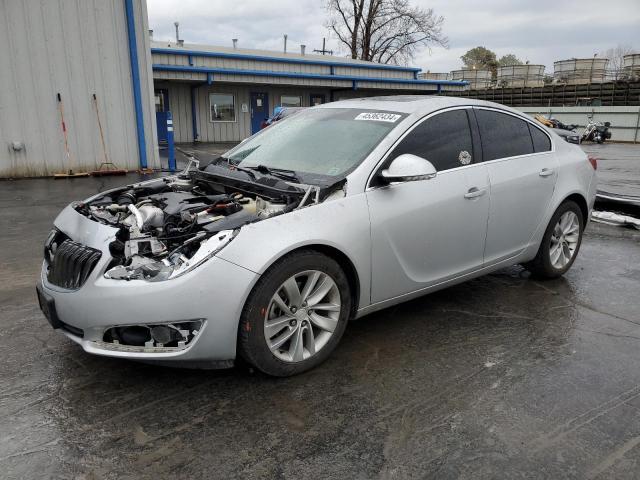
[291,306,297,313]
[289,319,297,327]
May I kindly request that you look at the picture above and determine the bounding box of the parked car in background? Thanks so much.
[554,128,582,145]
[37,97,597,376]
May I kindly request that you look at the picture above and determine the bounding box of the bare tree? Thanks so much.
[326,0,447,65]
[600,44,634,80]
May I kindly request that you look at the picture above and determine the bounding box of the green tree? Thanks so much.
[498,54,523,67]
[461,46,498,79]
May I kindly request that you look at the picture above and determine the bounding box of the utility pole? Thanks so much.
[313,38,333,55]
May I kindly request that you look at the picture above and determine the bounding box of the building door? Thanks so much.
[310,94,325,106]
[155,89,170,143]
[250,92,269,134]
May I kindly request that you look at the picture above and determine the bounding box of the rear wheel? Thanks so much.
[238,250,351,377]
[524,201,584,279]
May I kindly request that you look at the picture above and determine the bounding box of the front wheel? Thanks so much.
[238,250,351,376]
[523,201,584,279]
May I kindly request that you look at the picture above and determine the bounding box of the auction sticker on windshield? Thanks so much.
[354,112,401,122]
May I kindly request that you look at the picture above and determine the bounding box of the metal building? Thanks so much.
[418,72,450,81]
[450,69,492,90]
[0,0,158,178]
[150,42,467,144]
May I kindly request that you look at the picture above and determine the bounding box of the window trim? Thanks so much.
[209,93,237,123]
[527,121,553,153]
[366,105,556,190]
[366,106,479,190]
[472,106,555,162]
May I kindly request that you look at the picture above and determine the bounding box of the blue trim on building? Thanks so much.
[190,85,199,141]
[151,47,422,73]
[152,64,468,87]
[124,0,147,169]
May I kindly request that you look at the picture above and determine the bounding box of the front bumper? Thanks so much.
[38,204,258,365]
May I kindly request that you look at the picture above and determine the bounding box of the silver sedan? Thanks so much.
[37,97,597,376]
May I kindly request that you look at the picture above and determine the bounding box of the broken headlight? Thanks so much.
[104,229,238,282]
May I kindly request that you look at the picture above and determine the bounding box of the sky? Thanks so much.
[147,0,640,73]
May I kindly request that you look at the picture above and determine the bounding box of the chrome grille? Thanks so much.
[46,238,101,290]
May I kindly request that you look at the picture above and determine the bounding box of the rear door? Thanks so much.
[473,108,557,264]
[367,108,490,303]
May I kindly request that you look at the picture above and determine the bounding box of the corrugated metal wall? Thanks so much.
[0,0,158,177]
[155,82,336,143]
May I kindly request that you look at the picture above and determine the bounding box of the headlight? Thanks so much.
[104,229,237,282]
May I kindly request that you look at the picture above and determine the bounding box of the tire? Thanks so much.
[238,250,351,377]
[524,200,584,279]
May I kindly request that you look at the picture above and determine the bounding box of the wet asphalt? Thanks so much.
[1,145,640,479]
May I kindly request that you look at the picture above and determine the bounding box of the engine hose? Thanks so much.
[127,204,144,230]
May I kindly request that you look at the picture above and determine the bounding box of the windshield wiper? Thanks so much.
[244,165,301,183]
[214,156,258,180]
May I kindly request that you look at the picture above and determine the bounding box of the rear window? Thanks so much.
[528,124,552,153]
[476,109,534,161]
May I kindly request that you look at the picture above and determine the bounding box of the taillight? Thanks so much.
[588,155,598,170]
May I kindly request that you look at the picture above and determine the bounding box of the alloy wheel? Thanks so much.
[263,270,341,363]
[549,211,580,269]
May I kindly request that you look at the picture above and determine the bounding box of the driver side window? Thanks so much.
[389,109,474,172]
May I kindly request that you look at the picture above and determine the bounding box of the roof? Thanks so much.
[318,96,542,126]
[151,41,421,72]
[150,43,468,90]
[317,95,502,114]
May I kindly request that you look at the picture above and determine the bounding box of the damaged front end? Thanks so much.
[73,162,341,283]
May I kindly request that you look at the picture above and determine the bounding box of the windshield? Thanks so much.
[223,108,405,181]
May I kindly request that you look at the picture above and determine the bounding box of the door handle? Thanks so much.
[539,168,554,177]
[464,187,486,199]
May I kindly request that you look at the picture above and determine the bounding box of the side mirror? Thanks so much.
[380,154,437,184]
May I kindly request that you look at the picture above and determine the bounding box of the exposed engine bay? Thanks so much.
[74,162,343,282]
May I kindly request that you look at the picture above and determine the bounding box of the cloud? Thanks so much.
[147,0,640,73]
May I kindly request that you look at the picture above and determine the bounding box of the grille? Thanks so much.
[46,239,102,290]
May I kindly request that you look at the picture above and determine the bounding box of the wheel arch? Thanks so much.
[562,192,589,227]
[261,244,361,319]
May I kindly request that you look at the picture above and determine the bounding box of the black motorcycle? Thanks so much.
[582,117,612,144]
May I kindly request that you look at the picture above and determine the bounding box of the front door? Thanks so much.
[310,94,325,106]
[473,108,558,264]
[250,92,269,134]
[154,89,169,143]
[367,108,490,303]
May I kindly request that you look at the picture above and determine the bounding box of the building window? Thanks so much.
[210,93,236,122]
[281,95,302,107]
